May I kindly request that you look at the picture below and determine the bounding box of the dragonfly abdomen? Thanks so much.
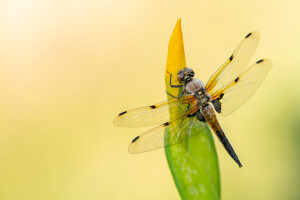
[216,131,243,168]
[202,104,243,167]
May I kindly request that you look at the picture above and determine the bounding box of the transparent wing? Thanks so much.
[113,95,196,128]
[128,105,207,153]
[211,59,272,116]
[206,31,260,94]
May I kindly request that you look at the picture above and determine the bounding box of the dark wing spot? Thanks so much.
[219,93,224,99]
[212,94,224,113]
[229,54,234,61]
[119,111,127,116]
[131,136,140,143]
[245,32,252,38]
[212,99,222,113]
[163,122,170,127]
[150,105,156,109]
[256,59,264,64]
[234,77,240,83]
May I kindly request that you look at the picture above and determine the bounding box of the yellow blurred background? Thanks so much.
[0,0,299,199]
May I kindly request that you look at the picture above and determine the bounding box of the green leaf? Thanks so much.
[164,19,220,200]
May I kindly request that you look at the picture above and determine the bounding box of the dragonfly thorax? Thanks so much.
[197,90,212,106]
[184,78,212,107]
[178,69,211,106]
[185,78,205,95]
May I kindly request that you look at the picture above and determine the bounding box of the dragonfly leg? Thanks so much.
[166,90,185,99]
[166,92,178,99]
[167,71,184,88]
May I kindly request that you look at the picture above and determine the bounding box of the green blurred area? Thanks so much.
[0,0,299,199]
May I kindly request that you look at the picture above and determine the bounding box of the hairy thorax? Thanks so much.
[185,78,205,94]
[185,78,212,107]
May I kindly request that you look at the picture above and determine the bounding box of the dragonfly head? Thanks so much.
[178,68,194,83]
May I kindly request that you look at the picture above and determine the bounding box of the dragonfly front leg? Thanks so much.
[167,71,184,88]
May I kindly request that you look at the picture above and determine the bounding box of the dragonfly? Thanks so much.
[113,32,272,167]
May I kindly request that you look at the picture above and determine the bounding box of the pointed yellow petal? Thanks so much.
[165,19,187,120]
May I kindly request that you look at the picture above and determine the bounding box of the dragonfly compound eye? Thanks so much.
[178,68,195,83]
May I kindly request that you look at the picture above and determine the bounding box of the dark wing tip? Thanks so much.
[131,136,140,143]
[118,111,127,116]
[245,32,252,38]
[256,59,264,64]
